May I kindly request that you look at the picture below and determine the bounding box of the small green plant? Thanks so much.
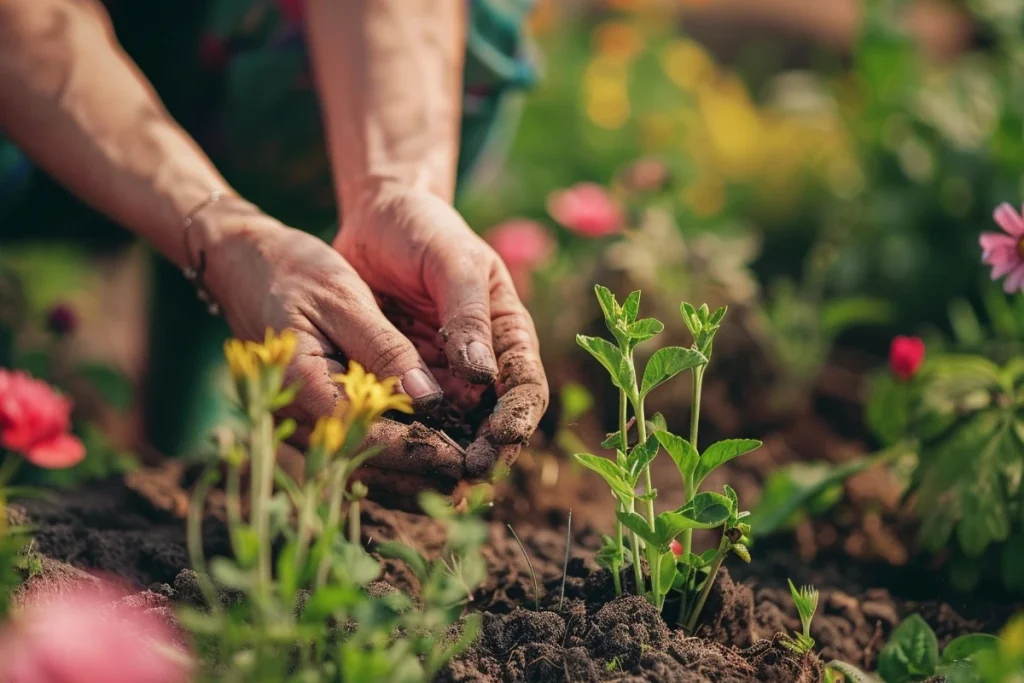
[780,579,819,656]
[824,614,1001,683]
[573,285,761,631]
[507,523,540,611]
[182,329,485,682]
[868,349,1024,593]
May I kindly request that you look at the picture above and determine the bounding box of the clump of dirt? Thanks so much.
[387,388,498,449]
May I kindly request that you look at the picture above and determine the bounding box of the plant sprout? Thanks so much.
[780,579,819,656]
[574,286,761,630]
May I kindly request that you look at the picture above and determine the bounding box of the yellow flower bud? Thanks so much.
[310,416,346,454]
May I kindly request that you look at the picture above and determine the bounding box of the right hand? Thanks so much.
[195,202,467,493]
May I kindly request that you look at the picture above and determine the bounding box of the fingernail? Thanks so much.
[467,341,496,370]
[402,368,440,400]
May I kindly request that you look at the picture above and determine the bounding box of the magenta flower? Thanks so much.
[981,203,1024,293]
[0,584,190,683]
[546,183,623,238]
[485,219,556,300]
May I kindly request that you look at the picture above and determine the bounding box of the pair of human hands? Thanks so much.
[197,182,549,496]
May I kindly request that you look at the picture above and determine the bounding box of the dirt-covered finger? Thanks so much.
[359,418,466,480]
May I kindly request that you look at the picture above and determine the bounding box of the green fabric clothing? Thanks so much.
[0,0,536,455]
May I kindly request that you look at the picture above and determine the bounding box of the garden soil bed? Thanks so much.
[9,449,1019,682]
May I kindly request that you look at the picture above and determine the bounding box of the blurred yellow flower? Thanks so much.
[661,39,715,91]
[310,415,346,454]
[333,361,413,424]
[694,74,763,180]
[584,56,631,130]
[224,328,298,380]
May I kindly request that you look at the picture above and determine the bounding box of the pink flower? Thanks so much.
[0,370,85,468]
[0,585,189,683]
[981,203,1024,293]
[485,219,556,300]
[889,336,925,381]
[669,539,683,556]
[546,183,623,237]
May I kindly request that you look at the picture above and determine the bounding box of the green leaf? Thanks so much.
[419,491,455,520]
[655,431,698,485]
[376,541,429,581]
[302,585,364,624]
[274,418,297,443]
[641,346,706,396]
[600,430,625,450]
[941,634,999,664]
[626,438,659,484]
[649,413,668,433]
[577,335,634,393]
[681,302,699,334]
[595,285,620,327]
[657,552,677,598]
[654,510,719,545]
[678,492,733,526]
[616,510,657,545]
[622,291,641,323]
[627,318,663,346]
[878,614,940,682]
[574,453,635,501]
[76,362,133,412]
[825,661,881,683]
[233,526,261,569]
[334,542,381,586]
[694,439,761,486]
[820,297,894,335]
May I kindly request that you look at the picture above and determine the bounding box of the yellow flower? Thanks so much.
[223,328,297,379]
[224,339,259,380]
[333,361,413,424]
[310,415,346,454]
[245,328,297,367]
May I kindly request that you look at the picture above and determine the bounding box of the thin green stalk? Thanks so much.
[684,534,728,633]
[632,395,660,605]
[627,498,644,595]
[252,411,276,591]
[315,463,348,588]
[683,366,705,556]
[348,498,361,545]
[508,524,540,610]
[292,482,318,575]
[613,501,624,596]
[618,388,643,594]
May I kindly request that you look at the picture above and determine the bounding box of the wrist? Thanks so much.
[338,165,453,214]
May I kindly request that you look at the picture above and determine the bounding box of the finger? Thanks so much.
[465,271,550,479]
[351,466,458,511]
[278,331,345,427]
[288,416,466,481]
[426,249,499,384]
[307,283,442,410]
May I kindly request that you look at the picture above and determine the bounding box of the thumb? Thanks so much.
[310,286,443,409]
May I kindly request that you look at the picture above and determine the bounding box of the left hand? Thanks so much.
[335,180,549,480]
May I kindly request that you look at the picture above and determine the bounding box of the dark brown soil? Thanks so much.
[10,466,1017,683]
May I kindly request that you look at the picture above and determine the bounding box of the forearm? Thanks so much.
[305,0,465,207]
[0,0,238,267]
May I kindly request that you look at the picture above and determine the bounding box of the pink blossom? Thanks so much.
[0,370,84,469]
[0,585,190,683]
[546,183,623,237]
[485,219,556,299]
[980,202,1024,293]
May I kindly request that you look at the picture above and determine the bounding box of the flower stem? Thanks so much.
[315,463,348,588]
[685,533,727,633]
[252,410,276,591]
[683,366,705,556]
[348,498,361,545]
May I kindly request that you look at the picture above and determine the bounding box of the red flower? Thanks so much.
[669,539,683,556]
[0,584,190,683]
[546,183,623,238]
[0,370,85,468]
[889,336,925,381]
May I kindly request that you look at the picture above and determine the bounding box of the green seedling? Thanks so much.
[780,579,819,655]
[574,286,761,630]
[825,614,1002,683]
[508,523,541,611]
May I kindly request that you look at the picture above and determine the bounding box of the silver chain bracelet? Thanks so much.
[182,190,223,316]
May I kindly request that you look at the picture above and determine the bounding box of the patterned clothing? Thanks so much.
[0,0,536,453]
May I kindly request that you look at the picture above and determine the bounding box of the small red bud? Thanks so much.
[889,336,925,381]
[669,539,683,556]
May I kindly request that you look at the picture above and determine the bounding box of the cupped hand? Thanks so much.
[335,181,550,479]
[196,202,467,489]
